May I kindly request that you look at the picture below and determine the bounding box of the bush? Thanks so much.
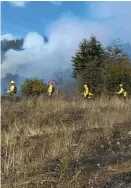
[104,59,131,94]
[21,78,47,97]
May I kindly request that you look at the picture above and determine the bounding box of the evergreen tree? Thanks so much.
[72,36,105,78]
[72,36,105,94]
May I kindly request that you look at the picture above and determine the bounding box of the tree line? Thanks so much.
[1,39,24,52]
[1,36,48,53]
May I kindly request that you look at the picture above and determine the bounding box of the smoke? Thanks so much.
[1,16,110,81]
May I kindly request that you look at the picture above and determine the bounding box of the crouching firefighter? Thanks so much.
[117,84,128,99]
[7,81,17,97]
[81,84,93,99]
[48,82,55,99]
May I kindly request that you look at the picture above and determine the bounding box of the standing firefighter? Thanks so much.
[48,81,55,99]
[117,84,128,99]
[7,81,17,97]
[81,84,93,99]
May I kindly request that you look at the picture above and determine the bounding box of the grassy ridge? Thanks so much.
[1,97,131,188]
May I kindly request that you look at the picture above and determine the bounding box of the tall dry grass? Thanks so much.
[1,96,131,188]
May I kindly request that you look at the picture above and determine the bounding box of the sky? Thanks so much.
[1,1,131,81]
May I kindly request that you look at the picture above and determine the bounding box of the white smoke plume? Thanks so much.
[1,17,110,81]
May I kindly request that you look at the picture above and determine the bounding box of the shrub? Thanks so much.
[21,78,47,97]
[104,59,131,94]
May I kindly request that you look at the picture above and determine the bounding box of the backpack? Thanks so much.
[52,86,55,93]
[14,86,17,94]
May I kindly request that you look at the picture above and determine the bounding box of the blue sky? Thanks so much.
[2,1,131,42]
[2,1,131,41]
[2,1,88,37]
[1,1,131,80]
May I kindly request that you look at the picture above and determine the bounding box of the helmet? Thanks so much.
[10,81,15,84]
[120,84,123,87]
[84,84,88,87]
[49,81,53,85]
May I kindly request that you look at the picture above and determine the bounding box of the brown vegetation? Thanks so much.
[1,97,131,188]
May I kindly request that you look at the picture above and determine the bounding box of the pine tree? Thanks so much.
[72,36,105,78]
[72,36,105,94]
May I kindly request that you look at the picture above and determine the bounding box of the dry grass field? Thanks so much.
[1,96,131,188]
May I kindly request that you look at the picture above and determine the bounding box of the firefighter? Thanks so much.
[117,84,128,99]
[7,81,17,97]
[124,91,129,99]
[81,84,93,99]
[48,81,55,99]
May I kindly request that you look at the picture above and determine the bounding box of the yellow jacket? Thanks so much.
[9,85,15,94]
[124,91,128,97]
[117,88,125,94]
[83,86,89,97]
[117,87,129,97]
[48,85,53,95]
